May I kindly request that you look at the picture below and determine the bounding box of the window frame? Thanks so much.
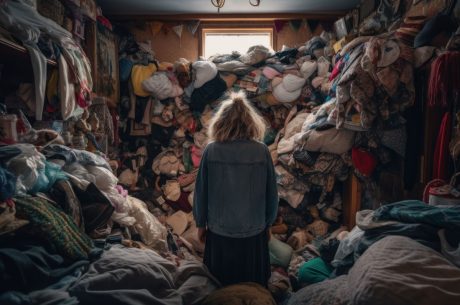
[199,23,276,58]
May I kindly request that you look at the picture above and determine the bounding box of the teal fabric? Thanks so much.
[30,161,67,194]
[373,200,460,231]
[298,257,332,284]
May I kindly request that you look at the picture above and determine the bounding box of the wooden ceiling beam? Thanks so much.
[107,12,345,22]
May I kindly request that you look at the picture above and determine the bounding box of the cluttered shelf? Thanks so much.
[0,37,57,66]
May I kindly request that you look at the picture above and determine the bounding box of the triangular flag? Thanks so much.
[150,21,163,36]
[274,20,287,33]
[162,23,172,35]
[289,20,302,32]
[307,20,320,33]
[172,24,184,47]
[186,20,200,36]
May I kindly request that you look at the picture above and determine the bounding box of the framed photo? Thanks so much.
[96,24,119,103]
[80,0,96,21]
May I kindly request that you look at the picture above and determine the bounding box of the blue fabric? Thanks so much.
[0,240,89,293]
[0,270,82,305]
[0,146,22,163]
[30,161,67,194]
[0,167,16,201]
[193,140,279,238]
[119,57,133,82]
[42,144,110,170]
[373,200,460,231]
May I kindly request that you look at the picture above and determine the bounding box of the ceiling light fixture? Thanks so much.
[211,0,260,13]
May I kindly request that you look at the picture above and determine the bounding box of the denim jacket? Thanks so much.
[193,140,279,238]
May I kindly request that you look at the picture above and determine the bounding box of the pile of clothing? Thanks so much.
[0,0,93,121]
[114,24,416,297]
[0,143,220,304]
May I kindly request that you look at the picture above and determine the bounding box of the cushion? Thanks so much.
[142,72,174,100]
[131,64,157,97]
[300,60,317,79]
[192,60,218,89]
[273,74,306,104]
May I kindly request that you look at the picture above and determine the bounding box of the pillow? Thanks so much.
[192,60,218,88]
[288,236,460,305]
[347,236,460,305]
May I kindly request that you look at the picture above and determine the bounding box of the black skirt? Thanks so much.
[203,229,271,287]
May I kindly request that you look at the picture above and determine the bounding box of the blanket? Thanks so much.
[69,245,219,305]
[288,236,460,305]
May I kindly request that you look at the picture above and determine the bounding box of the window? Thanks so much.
[201,27,274,59]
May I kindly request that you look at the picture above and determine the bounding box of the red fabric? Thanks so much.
[432,112,452,180]
[329,57,343,81]
[97,16,113,31]
[352,148,377,177]
[165,191,192,213]
[428,52,460,109]
[75,90,88,108]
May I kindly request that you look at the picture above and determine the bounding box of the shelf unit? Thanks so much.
[0,37,57,66]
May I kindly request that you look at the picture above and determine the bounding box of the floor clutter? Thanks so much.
[1,0,460,304]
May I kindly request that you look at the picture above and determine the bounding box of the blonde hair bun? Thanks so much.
[208,91,266,142]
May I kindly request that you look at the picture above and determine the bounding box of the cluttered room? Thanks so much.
[0,0,460,304]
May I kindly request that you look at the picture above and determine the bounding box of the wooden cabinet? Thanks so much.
[342,174,362,230]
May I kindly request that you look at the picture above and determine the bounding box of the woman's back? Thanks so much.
[203,140,274,238]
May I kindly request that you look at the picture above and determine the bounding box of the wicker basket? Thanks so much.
[37,0,65,26]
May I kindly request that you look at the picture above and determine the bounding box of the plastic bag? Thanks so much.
[85,165,118,191]
[331,226,364,268]
[63,162,96,185]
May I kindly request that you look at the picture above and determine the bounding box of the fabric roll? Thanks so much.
[14,196,94,260]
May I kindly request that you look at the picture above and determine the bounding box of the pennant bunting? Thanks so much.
[289,19,302,32]
[307,19,320,33]
[274,20,287,33]
[149,21,163,37]
[187,20,201,36]
[172,24,184,47]
[162,23,172,35]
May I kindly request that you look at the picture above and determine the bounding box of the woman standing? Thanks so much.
[193,92,279,287]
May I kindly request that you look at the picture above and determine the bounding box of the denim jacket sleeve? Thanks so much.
[265,146,279,226]
[193,146,209,228]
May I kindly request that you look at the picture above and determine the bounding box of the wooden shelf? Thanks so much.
[0,37,57,66]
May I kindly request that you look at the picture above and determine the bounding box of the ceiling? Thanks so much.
[98,0,360,16]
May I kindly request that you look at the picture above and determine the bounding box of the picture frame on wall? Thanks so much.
[96,24,119,104]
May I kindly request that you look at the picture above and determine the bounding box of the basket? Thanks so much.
[423,173,460,206]
[37,0,65,26]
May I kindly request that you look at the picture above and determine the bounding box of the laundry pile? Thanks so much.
[113,20,416,299]
[6,0,459,302]
[0,0,93,121]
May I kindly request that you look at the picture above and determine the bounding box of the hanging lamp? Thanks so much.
[211,0,261,13]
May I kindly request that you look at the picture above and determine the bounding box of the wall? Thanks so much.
[131,25,199,62]
[129,21,324,62]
